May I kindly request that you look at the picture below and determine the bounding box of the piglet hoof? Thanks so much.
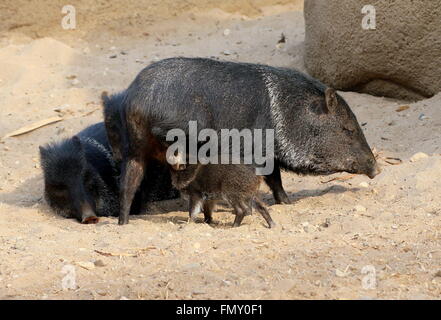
[268,221,277,229]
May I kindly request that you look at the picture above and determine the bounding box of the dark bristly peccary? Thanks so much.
[115,57,381,225]
[39,103,179,224]
[170,164,275,228]
[40,124,119,224]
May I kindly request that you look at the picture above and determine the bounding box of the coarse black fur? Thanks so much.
[170,164,275,228]
[101,91,180,210]
[114,57,380,224]
[39,121,179,223]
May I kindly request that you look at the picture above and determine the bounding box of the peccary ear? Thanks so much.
[101,91,110,105]
[325,88,338,113]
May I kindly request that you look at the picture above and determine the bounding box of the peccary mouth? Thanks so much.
[366,163,381,179]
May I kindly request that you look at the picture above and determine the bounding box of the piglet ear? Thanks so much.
[39,146,50,170]
[39,146,49,165]
[39,145,47,156]
[325,88,338,113]
[72,136,83,151]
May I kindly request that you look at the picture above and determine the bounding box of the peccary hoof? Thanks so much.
[275,194,291,205]
[118,217,129,225]
[203,217,213,224]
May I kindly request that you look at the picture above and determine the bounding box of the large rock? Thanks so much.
[304,0,441,101]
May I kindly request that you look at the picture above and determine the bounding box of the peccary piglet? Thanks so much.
[40,124,119,224]
[170,164,275,228]
[40,117,179,223]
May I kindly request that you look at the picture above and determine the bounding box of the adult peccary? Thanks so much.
[112,57,380,225]
[170,163,275,228]
[39,102,179,224]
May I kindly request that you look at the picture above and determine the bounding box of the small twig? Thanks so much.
[321,174,356,184]
[383,157,402,165]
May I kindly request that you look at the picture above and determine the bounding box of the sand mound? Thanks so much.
[18,37,78,65]
[0,38,80,92]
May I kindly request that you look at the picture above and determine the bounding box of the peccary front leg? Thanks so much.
[264,161,290,204]
[119,158,145,225]
[202,200,216,224]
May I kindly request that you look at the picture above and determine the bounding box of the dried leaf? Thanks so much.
[77,261,95,270]
[94,246,157,258]
[383,157,402,165]
[95,250,138,257]
[396,105,410,112]
[2,116,63,140]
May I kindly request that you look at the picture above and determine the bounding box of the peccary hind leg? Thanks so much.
[232,204,246,227]
[254,198,276,229]
[119,158,145,225]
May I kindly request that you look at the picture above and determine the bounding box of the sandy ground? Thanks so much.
[0,2,440,300]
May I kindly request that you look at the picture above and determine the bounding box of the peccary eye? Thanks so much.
[343,127,355,136]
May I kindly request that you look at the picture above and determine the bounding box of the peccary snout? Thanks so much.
[366,159,381,179]
[345,150,380,179]
[350,157,381,179]
[80,202,99,224]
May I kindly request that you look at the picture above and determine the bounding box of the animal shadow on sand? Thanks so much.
[0,175,359,226]
[124,184,359,227]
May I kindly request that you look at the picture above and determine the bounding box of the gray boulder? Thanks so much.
[304,0,441,101]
